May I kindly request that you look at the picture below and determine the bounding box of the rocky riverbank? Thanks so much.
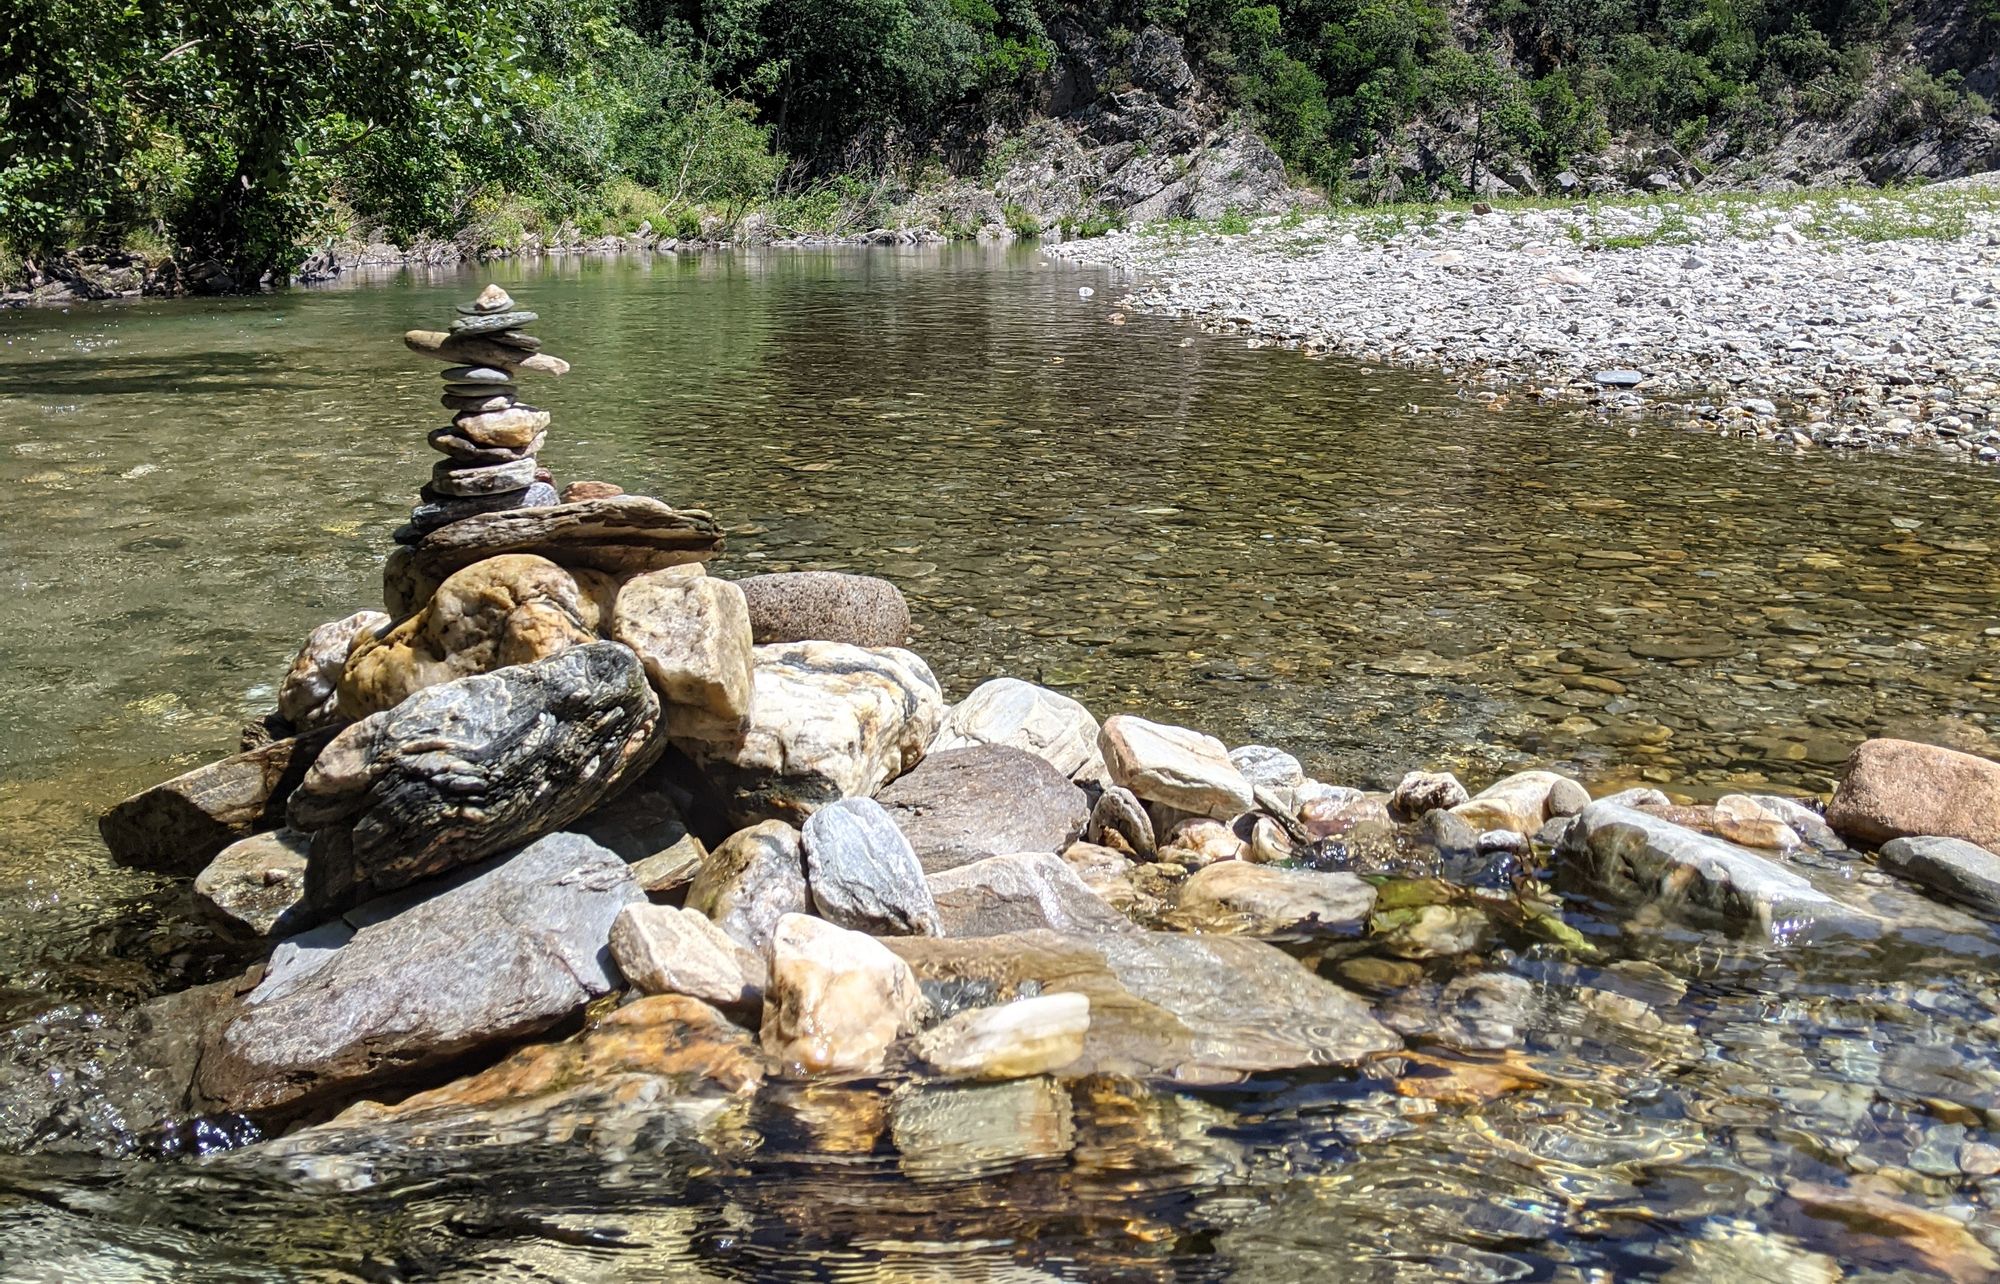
[1052,179,2000,463]
[11,287,2000,1271]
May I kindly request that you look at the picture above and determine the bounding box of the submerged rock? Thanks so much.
[1389,770,1470,819]
[670,642,943,826]
[1827,738,2000,853]
[277,610,389,732]
[801,796,941,935]
[927,850,1133,936]
[877,745,1089,873]
[1558,800,1871,940]
[610,568,754,720]
[914,993,1091,1080]
[609,903,766,1006]
[1172,861,1376,937]
[194,828,314,937]
[194,832,641,1118]
[734,571,910,648]
[1880,836,2000,914]
[887,930,1399,1083]
[931,677,1103,779]
[888,1076,1075,1182]
[684,820,809,953]
[337,554,618,719]
[100,727,337,874]
[761,914,927,1075]
[1099,715,1255,820]
[291,642,661,911]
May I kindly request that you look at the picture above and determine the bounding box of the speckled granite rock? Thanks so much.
[734,571,910,647]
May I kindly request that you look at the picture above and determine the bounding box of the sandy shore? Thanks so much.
[1052,178,2000,462]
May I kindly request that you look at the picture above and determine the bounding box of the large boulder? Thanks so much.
[405,495,723,582]
[99,727,338,874]
[1879,836,2000,915]
[761,913,927,1075]
[1826,739,2000,853]
[290,642,662,911]
[684,820,809,952]
[193,832,641,1117]
[801,796,940,936]
[886,930,1400,1083]
[734,571,910,648]
[1098,715,1254,820]
[1172,861,1376,938]
[1558,801,1874,941]
[669,642,944,826]
[338,554,617,719]
[930,678,1103,780]
[609,568,754,720]
[876,745,1090,874]
[927,851,1133,936]
[277,610,389,732]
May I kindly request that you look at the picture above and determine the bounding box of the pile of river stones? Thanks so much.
[89,287,2000,1164]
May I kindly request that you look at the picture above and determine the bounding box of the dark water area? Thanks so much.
[1,246,1998,1279]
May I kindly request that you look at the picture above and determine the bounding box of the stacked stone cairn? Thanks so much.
[401,283,560,540]
[85,287,2000,1164]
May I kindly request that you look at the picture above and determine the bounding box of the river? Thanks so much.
[1,246,1997,1279]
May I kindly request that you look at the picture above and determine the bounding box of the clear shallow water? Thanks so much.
[2,247,1999,1279]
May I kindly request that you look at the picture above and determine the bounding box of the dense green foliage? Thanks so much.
[1177,0,1994,194]
[2,0,1991,280]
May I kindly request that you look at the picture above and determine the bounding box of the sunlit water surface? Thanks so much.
[1,247,1997,1280]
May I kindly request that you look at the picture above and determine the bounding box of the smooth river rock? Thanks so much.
[886,930,1400,1083]
[99,728,338,874]
[609,902,766,1007]
[876,744,1090,874]
[1557,801,1872,941]
[684,820,809,952]
[338,554,618,719]
[277,610,389,732]
[1451,769,1591,837]
[914,993,1091,1081]
[1879,836,2000,914]
[801,796,941,936]
[1098,715,1255,820]
[1826,738,2000,853]
[291,643,662,911]
[761,913,927,1075]
[402,329,568,375]
[194,832,641,1117]
[1389,770,1470,819]
[609,568,754,720]
[927,851,1133,936]
[930,678,1103,779]
[669,642,944,826]
[406,496,724,583]
[734,571,910,648]
[1172,861,1377,937]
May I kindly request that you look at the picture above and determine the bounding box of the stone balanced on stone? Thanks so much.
[397,284,567,544]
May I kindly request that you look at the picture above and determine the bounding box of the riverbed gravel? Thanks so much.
[1052,177,2000,462]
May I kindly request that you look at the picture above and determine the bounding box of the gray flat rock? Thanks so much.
[801,796,940,935]
[1880,836,2000,915]
[926,851,1133,936]
[194,832,641,1118]
[878,745,1090,874]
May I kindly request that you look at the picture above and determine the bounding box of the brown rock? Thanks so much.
[381,545,442,619]
[561,480,625,503]
[761,913,927,1075]
[337,554,617,719]
[452,405,551,449]
[610,569,754,720]
[1827,738,2000,852]
[99,729,338,873]
[407,495,724,582]
[735,571,910,648]
[277,610,390,731]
